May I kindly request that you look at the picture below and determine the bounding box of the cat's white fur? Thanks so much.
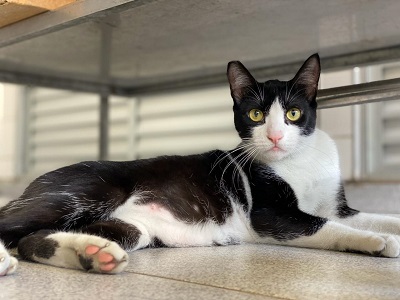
[1,98,400,275]
[110,196,255,249]
[0,241,18,276]
[32,232,129,274]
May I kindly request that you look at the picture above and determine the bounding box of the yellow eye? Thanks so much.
[248,109,264,122]
[286,108,302,121]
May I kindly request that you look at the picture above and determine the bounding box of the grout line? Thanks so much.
[125,270,292,300]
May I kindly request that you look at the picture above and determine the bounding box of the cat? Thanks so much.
[1,53,400,276]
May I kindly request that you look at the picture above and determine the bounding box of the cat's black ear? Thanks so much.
[291,53,321,100]
[227,61,257,104]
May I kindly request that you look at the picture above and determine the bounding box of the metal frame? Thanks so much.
[0,0,152,49]
[3,47,400,97]
[317,77,400,109]
[2,0,400,163]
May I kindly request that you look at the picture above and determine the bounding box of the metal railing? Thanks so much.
[317,77,400,109]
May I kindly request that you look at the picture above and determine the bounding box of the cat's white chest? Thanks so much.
[269,129,341,216]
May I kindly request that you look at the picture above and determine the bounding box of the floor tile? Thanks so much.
[126,244,400,300]
[1,260,273,300]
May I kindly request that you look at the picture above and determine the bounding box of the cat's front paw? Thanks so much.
[366,235,400,258]
[0,252,18,276]
[75,236,129,274]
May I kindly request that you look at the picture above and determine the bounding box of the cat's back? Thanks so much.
[20,150,235,203]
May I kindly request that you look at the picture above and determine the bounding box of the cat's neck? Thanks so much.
[237,129,339,171]
[267,129,340,176]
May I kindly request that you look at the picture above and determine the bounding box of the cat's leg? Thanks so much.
[81,219,151,252]
[334,210,400,236]
[287,220,400,257]
[17,219,148,274]
[252,208,400,257]
[333,189,400,235]
[0,240,18,276]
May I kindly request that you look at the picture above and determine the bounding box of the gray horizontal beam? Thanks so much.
[125,47,400,96]
[0,69,112,94]
[2,47,400,98]
[317,77,400,109]
[0,0,156,49]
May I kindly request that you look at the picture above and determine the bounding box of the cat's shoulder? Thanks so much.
[313,128,339,159]
[314,128,336,146]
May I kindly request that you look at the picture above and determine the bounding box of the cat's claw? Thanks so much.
[0,253,18,276]
[76,238,129,274]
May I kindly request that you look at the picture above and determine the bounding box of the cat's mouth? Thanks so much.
[271,146,282,152]
[267,144,284,152]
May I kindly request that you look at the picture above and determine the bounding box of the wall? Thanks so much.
[319,70,354,180]
[0,69,356,183]
[0,83,24,182]
[137,86,240,158]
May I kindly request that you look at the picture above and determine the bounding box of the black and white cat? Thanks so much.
[1,54,400,276]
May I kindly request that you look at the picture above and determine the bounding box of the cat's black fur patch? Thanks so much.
[18,230,59,260]
[82,219,141,250]
[150,238,167,248]
[336,185,359,218]
[236,161,327,240]
[78,255,93,271]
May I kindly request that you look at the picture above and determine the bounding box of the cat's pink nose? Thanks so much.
[267,132,283,144]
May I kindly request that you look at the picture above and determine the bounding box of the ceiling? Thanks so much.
[1,0,400,94]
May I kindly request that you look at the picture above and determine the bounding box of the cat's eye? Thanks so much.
[286,108,302,122]
[248,109,264,122]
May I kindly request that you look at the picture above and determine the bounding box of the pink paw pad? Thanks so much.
[85,245,100,255]
[84,244,118,272]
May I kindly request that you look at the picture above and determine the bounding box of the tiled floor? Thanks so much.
[1,183,400,299]
[2,244,400,300]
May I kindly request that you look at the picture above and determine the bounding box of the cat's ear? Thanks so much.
[227,61,257,104]
[290,53,321,100]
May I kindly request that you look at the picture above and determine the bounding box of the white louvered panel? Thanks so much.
[138,130,240,158]
[33,143,99,160]
[383,128,400,145]
[137,86,239,158]
[108,96,135,161]
[384,145,400,166]
[138,110,233,136]
[26,88,133,176]
[139,86,231,117]
[381,66,400,171]
[32,127,98,144]
[26,85,239,176]
[31,93,99,114]
[381,101,400,120]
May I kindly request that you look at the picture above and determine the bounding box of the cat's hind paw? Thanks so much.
[75,237,129,274]
[0,253,18,276]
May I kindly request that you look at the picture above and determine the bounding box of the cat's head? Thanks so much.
[227,54,320,162]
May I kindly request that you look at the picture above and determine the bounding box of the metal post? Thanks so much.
[99,93,109,160]
[97,15,119,160]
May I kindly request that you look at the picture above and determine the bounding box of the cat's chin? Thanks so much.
[257,147,290,163]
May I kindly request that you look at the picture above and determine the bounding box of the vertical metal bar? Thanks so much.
[17,86,30,175]
[97,15,119,160]
[99,93,109,160]
[22,86,33,174]
[352,67,363,181]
